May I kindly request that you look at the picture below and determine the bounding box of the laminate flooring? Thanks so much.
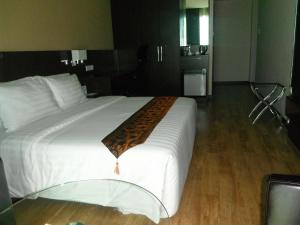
[171,84,300,225]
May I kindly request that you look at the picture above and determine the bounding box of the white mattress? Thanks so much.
[0,96,196,219]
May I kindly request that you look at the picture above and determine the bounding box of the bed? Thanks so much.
[0,73,197,221]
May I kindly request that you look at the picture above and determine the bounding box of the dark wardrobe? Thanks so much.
[111,0,181,96]
[287,0,300,149]
[292,0,300,103]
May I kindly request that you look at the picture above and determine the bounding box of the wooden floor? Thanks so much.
[10,84,300,225]
[14,198,170,225]
[171,84,300,225]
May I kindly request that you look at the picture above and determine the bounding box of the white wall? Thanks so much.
[213,0,253,82]
[255,0,297,86]
[249,0,259,82]
[255,0,297,115]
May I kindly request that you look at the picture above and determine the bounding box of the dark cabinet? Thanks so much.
[286,98,300,150]
[140,0,180,96]
[292,0,300,102]
[288,0,300,150]
[111,0,180,96]
[111,0,140,49]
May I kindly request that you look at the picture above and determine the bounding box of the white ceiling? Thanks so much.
[186,0,209,8]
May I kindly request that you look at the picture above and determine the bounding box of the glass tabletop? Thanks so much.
[0,179,170,225]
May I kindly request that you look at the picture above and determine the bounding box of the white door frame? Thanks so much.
[208,0,214,95]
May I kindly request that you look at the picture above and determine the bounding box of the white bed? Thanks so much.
[0,96,196,215]
[0,94,197,219]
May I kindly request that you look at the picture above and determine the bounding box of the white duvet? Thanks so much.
[0,96,196,220]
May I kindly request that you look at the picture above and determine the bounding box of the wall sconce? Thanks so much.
[60,51,70,65]
[71,50,87,66]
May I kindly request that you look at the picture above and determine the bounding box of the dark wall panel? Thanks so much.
[0,50,115,82]
[0,51,67,82]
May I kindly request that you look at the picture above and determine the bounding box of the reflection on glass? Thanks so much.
[199,8,209,45]
[186,8,200,45]
[186,8,209,46]
[180,0,209,56]
[0,179,170,225]
[179,5,187,46]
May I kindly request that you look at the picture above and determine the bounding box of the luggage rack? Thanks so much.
[249,82,287,124]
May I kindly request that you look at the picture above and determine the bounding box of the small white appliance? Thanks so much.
[184,69,206,96]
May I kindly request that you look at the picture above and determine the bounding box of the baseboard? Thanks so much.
[213,81,250,85]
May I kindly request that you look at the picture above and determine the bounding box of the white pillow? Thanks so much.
[0,76,36,132]
[0,79,60,132]
[35,73,70,85]
[43,74,87,109]
[0,76,34,86]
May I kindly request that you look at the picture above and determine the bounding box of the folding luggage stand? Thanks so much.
[249,82,286,124]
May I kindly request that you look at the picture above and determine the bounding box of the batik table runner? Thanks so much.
[102,96,177,174]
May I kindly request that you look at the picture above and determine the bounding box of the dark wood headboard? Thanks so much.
[0,51,69,82]
[0,50,116,82]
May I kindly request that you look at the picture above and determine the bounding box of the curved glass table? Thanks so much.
[0,179,170,225]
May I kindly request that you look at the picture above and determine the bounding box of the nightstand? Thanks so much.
[82,75,112,96]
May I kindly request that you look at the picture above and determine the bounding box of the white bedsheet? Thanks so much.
[0,96,196,219]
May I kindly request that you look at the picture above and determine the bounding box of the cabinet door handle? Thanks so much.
[157,46,160,62]
[160,46,163,62]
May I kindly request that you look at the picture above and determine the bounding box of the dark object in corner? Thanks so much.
[286,97,300,150]
[264,174,300,225]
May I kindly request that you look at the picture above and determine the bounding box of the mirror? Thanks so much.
[180,0,209,55]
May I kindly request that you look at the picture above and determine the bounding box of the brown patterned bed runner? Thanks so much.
[102,96,177,174]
